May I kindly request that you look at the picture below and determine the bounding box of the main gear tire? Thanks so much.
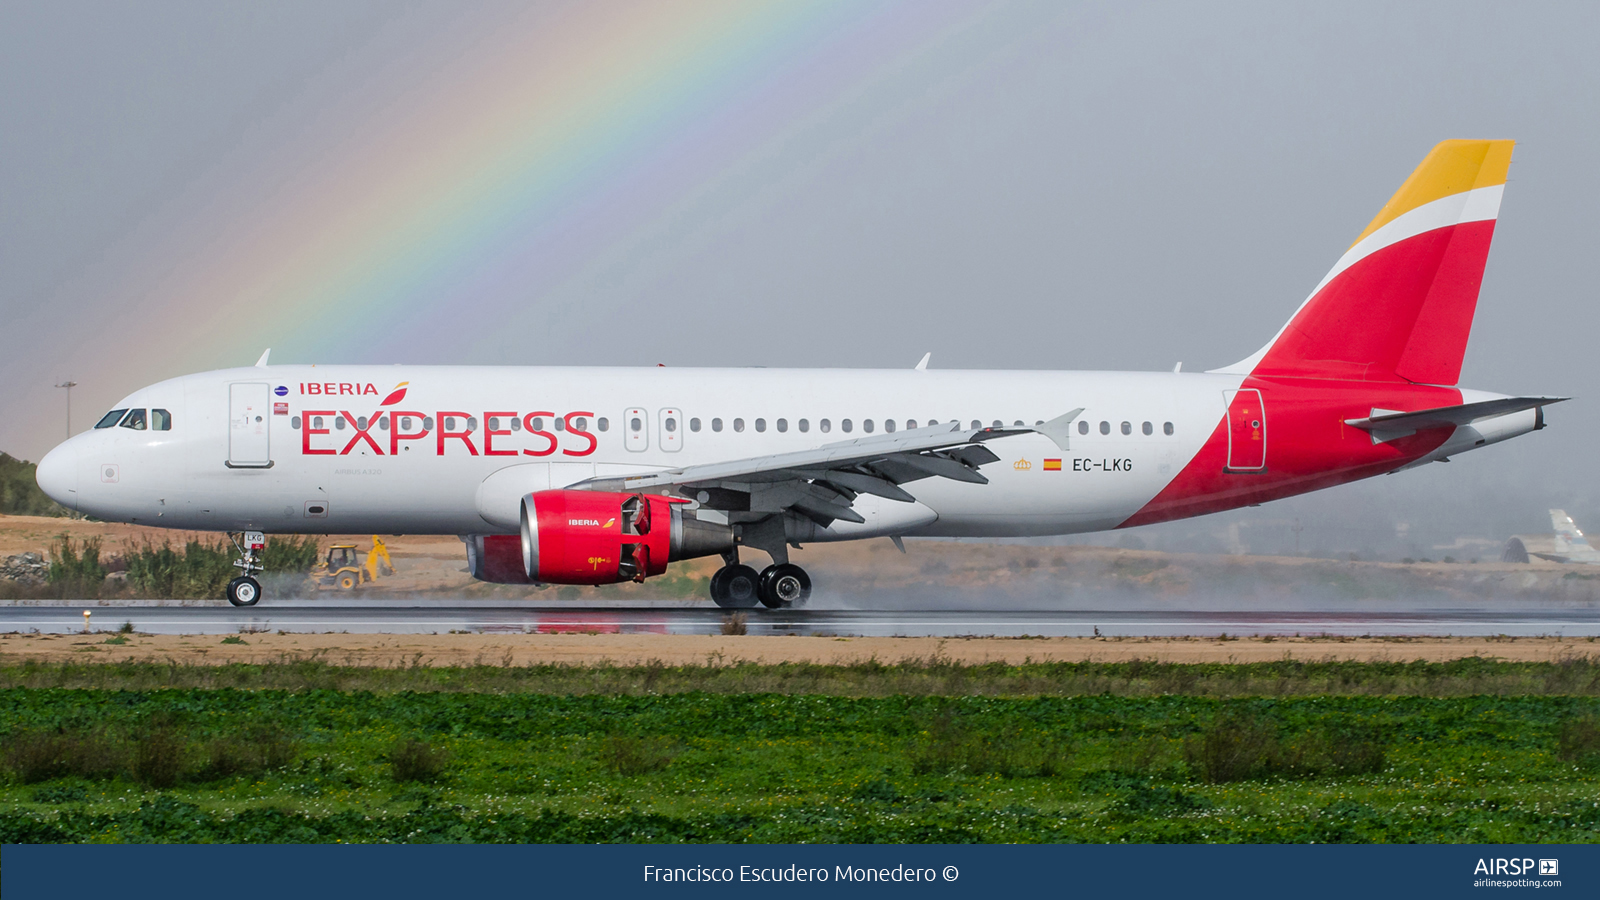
[758,564,811,609]
[226,576,262,607]
[710,564,761,609]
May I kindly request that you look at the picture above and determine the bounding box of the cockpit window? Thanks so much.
[120,409,147,430]
[151,409,172,431]
[95,409,129,429]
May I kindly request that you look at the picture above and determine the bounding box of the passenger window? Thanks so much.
[734,418,745,433]
[884,420,895,433]
[120,409,147,430]
[530,417,544,431]
[863,419,874,433]
[553,417,565,431]
[776,418,787,433]
[151,409,172,431]
[971,420,981,430]
[438,417,450,432]
[510,417,521,431]
[664,417,677,433]
[798,419,809,433]
[1078,420,1089,435]
[630,416,643,433]
[1013,420,1024,427]
[1164,422,1174,435]
[841,419,853,433]
[571,417,586,432]
[1142,421,1153,435]
[993,420,1002,428]
[1121,421,1132,435]
[597,418,608,432]
[906,420,917,430]
[379,415,389,431]
[291,416,302,429]
[712,418,723,432]
[1100,421,1110,435]
[690,418,701,432]
[358,416,370,430]
[95,409,129,429]
[820,419,831,433]
[755,418,766,433]
[313,416,325,430]
[423,417,434,430]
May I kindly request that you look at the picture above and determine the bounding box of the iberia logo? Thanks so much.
[379,382,409,406]
[602,518,616,529]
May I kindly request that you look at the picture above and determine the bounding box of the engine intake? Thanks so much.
[519,490,732,585]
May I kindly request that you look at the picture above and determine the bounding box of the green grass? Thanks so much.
[0,655,1597,696]
[0,685,1597,843]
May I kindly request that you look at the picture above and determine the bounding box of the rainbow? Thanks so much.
[145,1,980,370]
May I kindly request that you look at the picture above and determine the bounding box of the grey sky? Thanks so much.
[2,1,1596,552]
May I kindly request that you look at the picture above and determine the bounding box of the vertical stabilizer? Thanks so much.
[1217,140,1514,384]
[1550,509,1592,553]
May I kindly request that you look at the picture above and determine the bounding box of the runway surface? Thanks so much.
[3,601,1598,637]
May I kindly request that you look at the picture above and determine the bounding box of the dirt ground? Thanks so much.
[1,632,1593,667]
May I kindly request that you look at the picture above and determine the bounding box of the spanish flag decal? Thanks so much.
[1043,459,1062,471]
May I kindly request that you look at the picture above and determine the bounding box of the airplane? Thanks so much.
[34,139,1566,608]
[1503,510,1600,564]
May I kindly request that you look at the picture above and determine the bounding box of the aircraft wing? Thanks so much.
[1344,396,1567,440]
[570,409,1084,526]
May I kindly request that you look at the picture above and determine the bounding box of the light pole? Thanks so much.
[55,380,78,439]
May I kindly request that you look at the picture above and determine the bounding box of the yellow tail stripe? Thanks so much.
[1349,139,1514,249]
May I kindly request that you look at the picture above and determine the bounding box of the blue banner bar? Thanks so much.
[4,843,1592,899]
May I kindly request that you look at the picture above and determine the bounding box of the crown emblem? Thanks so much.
[1014,458,1032,471]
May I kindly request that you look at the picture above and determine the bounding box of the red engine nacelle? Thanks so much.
[518,490,732,585]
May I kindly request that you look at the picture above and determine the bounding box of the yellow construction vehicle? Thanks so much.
[310,536,394,590]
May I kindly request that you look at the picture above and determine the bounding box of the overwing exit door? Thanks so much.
[1224,388,1266,472]
[228,383,272,468]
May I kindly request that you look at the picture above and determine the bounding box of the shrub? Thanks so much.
[2,730,125,783]
[132,726,188,789]
[0,453,70,516]
[1185,711,1387,783]
[721,613,747,636]
[1557,716,1600,766]
[46,536,107,597]
[262,535,321,574]
[389,739,451,783]
[124,540,235,600]
[598,734,677,776]
[908,707,1070,778]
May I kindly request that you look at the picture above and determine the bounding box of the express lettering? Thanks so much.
[298,409,600,457]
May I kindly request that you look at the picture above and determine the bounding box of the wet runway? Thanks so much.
[3,601,1599,637]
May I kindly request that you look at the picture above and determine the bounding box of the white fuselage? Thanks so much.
[39,365,1237,538]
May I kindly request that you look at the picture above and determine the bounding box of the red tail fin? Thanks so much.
[1218,140,1514,384]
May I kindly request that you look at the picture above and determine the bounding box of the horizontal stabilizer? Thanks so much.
[1344,396,1566,439]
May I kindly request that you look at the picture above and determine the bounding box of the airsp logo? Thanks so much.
[1474,858,1545,876]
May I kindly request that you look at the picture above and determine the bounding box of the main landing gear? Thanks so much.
[226,531,266,607]
[709,559,811,609]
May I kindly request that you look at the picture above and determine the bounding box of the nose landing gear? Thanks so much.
[226,531,266,607]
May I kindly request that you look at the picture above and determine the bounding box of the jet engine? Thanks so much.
[519,490,733,585]
[463,534,537,584]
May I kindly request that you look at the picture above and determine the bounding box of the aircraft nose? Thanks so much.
[35,443,79,511]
